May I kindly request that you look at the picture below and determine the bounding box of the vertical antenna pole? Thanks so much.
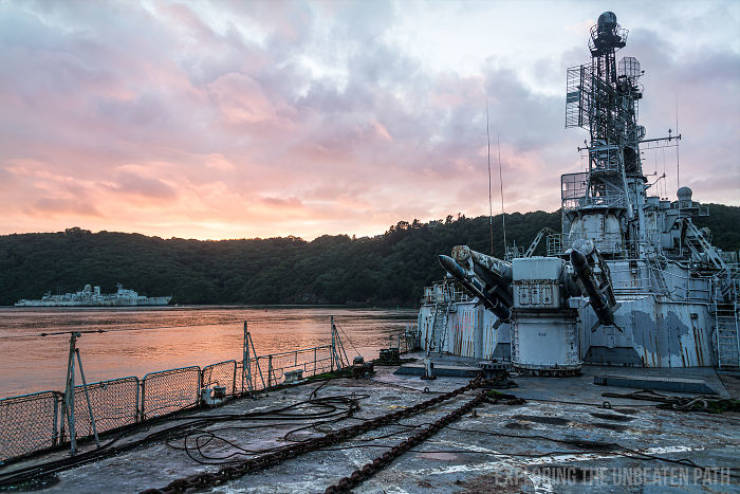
[486,101,494,256]
[242,321,253,393]
[248,331,265,391]
[75,348,99,447]
[242,321,252,394]
[267,355,273,388]
[62,332,78,455]
[497,133,507,251]
[675,94,680,189]
[330,315,336,372]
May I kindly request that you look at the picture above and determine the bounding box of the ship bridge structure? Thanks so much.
[419,12,740,371]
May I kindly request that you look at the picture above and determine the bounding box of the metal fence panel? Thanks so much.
[201,360,236,396]
[68,376,139,441]
[0,335,350,461]
[0,390,60,461]
[257,346,334,388]
[238,360,266,393]
[142,366,200,420]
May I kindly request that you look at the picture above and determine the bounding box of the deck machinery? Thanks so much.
[419,12,740,373]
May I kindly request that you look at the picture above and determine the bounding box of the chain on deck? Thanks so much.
[139,378,485,494]
[324,389,488,493]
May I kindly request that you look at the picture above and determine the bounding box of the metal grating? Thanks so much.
[565,65,592,129]
[561,172,589,210]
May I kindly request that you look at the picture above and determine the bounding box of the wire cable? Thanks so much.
[0,393,368,487]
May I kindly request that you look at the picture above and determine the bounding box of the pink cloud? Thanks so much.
[0,2,737,241]
[29,198,102,217]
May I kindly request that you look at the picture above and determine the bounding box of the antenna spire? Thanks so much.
[675,94,680,189]
[497,133,507,252]
[486,101,494,256]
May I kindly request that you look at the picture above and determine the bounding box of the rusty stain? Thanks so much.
[696,326,705,366]
[653,333,660,367]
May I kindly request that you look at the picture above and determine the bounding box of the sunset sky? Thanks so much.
[1,1,738,240]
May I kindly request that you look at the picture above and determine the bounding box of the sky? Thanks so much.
[0,0,738,240]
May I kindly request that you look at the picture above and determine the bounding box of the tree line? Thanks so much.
[1,204,738,307]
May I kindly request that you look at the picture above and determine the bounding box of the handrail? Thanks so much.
[0,320,355,463]
[255,345,332,359]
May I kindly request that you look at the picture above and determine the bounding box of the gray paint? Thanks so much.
[594,374,718,394]
[584,346,642,366]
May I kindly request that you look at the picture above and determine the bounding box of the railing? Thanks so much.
[141,367,200,420]
[0,320,361,463]
[421,281,471,305]
[67,376,139,441]
[237,346,334,393]
[202,360,237,397]
[0,391,60,460]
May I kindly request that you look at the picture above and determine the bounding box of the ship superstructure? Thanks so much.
[419,12,740,370]
[14,283,171,307]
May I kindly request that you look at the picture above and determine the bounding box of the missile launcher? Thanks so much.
[419,12,740,371]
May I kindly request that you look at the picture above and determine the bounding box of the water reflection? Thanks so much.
[0,307,416,397]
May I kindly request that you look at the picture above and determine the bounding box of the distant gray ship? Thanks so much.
[14,283,171,307]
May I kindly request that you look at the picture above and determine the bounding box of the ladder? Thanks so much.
[684,221,735,301]
[546,234,562,257]
[647,257,669,295]
[524,227,556,257]
[684,222,724,270]
[714,301,740,368]
[437,302,453,355]
[429,303,450,353]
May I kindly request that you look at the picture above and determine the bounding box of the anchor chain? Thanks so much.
[324,390,487,494]
[140,379,482,494]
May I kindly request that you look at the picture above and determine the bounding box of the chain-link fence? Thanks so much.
[141,367,200,420]
[0,390,60,461]
[401,327,420,354]
[0,328,351,462]
[254,345,335,388]
[201,360,236,396]
[68,377,139,441]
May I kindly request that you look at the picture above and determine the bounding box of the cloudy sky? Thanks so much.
[1,0,738,240]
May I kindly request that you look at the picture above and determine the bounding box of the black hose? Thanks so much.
[0,393,367,488]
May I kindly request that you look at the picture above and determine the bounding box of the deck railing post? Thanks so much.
[136,380,142,423]
[75,348,100,447]
[242,321,253,394]
[249,332,266,391]
[61,332,78,455]
[52,395,59,447]
[267,355,273,388]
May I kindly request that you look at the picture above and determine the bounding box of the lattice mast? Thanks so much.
[565,12,648,256]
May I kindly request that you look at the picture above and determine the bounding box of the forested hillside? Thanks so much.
[1,204,738,307]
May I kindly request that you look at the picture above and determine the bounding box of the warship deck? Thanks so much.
[3,354,738,493]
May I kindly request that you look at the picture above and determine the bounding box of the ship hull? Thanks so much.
[581,296,714,367]
[419,260,722,368]
[418,300,511,361]
[14,299,171,307]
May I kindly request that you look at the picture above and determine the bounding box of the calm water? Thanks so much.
[0,307,417,398]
